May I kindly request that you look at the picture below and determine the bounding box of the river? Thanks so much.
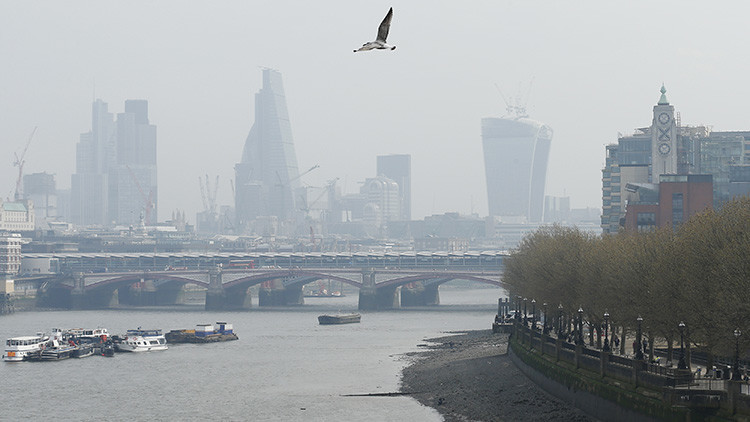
[0,286,505,421]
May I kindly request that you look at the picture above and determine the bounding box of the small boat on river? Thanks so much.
[113,329,168,352]
[165,322,238,344]
[318,313,361,325]
[3,333,50,362]
[29,329,77,361]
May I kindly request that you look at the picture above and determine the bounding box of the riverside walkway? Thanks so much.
[510,320,750,420]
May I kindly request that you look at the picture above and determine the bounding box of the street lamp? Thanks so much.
[603,311,610,353]
[636,316,644,360]
[678,322,687,370]
[577,307,584,345]
[531,299,536,330]
[733,328,742,381]
[543,303,548,335]
[557,304,563,338]
[516,296,522,322]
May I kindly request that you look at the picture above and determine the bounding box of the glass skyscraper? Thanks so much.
[481,117,553,222]
[235,69,300,229]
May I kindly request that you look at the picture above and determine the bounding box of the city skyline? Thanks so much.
[4,2,750,223]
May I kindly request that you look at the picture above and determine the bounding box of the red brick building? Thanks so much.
[624,174,713,231]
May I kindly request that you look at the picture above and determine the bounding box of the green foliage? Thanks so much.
[503,197,750,358]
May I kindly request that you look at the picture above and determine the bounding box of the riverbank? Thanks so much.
[400,330,595,422]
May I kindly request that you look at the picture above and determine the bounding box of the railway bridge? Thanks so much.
[22,251,505,310]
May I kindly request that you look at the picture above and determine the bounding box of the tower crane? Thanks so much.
[275,165,320,217]
[126,165,154,225]
[13,126,37,201]
[199,175,219,216]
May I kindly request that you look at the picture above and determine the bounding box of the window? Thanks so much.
[672,193,684,228]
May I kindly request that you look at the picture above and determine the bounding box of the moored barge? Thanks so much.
[165,322,238,343]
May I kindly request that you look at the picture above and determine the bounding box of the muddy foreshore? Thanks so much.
[399,330,595,422]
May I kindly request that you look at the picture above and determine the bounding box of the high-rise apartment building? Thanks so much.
[235,69,300,231]
[376,154,411,221]
[71,99,157,227]
[481,115,552,222]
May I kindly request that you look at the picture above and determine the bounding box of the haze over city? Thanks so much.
[3,1,750,222]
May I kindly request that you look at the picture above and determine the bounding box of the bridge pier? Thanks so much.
[358,272,400,310]
[258,280,285,306]
[223,286,253,309]
[154,282,186,305]
[205,267,227,311]
[400,282,440,306]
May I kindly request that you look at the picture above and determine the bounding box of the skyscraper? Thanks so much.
[71,99,114,226]
[110,100,157,226]
[71,99,157,227]
[235,69,300,230]
[376,154,411,220]
[481,116,553,222]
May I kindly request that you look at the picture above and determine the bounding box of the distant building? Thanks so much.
[23,172,56,226]
[71,99,157,227]
[235,69,301,232]
[109,100,158,226]
[482,115,552,222]
[376,154,411,221]
[0,200,35,232]
[543,196,570,223]
[624,174,713,231]
[71,99,113,226]
[0,233,22,292]
[603,86,750,233]
[361,176,400,237]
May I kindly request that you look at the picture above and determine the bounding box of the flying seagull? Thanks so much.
[354,7,396,52]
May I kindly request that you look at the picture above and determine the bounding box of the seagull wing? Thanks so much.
[376,7,393,42]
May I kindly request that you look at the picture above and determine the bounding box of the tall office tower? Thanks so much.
[481,115,552,222]
[235,69,300,230]
[23,172,57,225]
[376,154,411,220]
[109,100,157,226]
[71,99,114,226]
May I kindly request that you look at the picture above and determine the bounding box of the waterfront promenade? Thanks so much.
[510,320,750,421]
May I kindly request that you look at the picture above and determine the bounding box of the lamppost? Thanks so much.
[636,316,644,360]
[523,298,528,326]
[678,322,687,370]
[603,311,610,353]
[733,328,742,381]
[531,299,536,330]
[516,296,522,322]
[579,307,585,345]
[557,304,563,338]
[543,303,548,335]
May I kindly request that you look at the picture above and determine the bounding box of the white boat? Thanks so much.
[3,333,50,362]
[66,327,110,343]
[114,329,168,352]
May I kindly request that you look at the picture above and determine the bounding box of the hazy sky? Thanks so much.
[3,1,750,223]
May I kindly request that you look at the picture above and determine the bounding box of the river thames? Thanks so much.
[0,286,504,421]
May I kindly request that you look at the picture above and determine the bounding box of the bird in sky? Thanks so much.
[353,7,396,52]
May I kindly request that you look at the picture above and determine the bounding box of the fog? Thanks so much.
[2,1,750,222]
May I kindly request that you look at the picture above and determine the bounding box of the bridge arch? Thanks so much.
[222,270,363,290]
[375,273,504,289]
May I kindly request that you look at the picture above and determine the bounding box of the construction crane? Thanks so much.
[13,126,37,201]
[275,165,320,188]
[126,165,154,225]
[275,165,320,217]
[299,177,339,214]
[199,175,219,216]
